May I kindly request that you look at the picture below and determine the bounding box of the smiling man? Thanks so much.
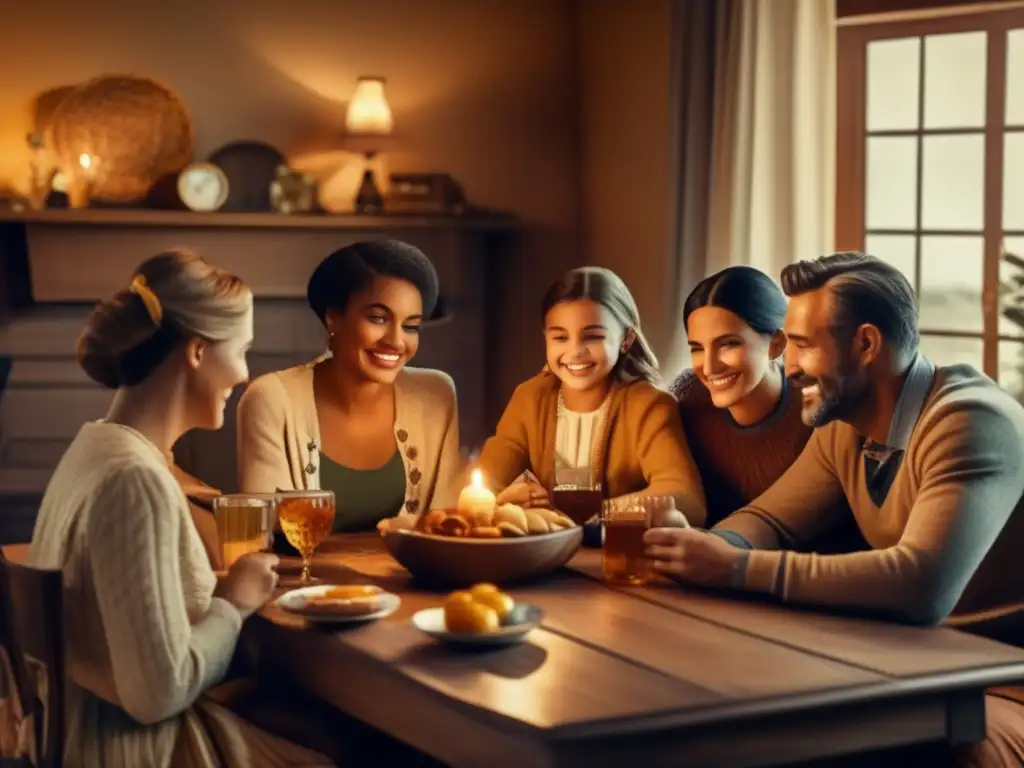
[646,252,1024,766]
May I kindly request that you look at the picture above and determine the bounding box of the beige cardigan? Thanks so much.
[236,361,464,515]
[29,421,330,768]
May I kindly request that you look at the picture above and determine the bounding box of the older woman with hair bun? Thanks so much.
[237,239,463,531]
[28,250,333,767]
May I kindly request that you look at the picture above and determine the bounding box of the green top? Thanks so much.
[318,449,407,532]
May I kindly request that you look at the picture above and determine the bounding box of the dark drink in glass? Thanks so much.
[552,487,604,526]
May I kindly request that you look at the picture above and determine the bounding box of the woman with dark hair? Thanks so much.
[476,266,706,525]
[672,265,864,548]
[236,240,463,531]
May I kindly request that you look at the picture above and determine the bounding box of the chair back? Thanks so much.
[0,548,63,768]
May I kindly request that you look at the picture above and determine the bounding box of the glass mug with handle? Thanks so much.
[602,495,681,586]
[276,489,336,586]
[212,494,276,574]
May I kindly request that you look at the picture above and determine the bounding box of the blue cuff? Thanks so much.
[710,529,754,550]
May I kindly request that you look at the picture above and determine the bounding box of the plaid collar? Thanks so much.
[862,353,936,458]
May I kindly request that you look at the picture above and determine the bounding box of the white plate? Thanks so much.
[411,604,543,647]
[275,585,400,624]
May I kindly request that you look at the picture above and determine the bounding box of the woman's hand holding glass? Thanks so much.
[216,552,280,618]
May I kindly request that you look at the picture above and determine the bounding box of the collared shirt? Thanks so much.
[862,353,936,506]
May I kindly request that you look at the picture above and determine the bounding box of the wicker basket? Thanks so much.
[48,74,194,206]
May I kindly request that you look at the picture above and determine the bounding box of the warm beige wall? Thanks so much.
[576,0,682,373]
[0,0,583,411]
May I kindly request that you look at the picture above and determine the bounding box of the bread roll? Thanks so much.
[532,507,576,529]
[439,514,471,537]
[422,509,448,534]
[494,503,528,535]
[497,522,527,537]
[524,509,551,534]
[470,507,495,528]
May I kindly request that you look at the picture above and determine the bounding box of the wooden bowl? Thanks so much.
[381,526,584,588]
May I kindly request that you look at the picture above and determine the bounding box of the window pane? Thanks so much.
[865,234,917,290]
[1008,30,1024,126]
[1004,133,1024,231]
[999,341,1024,402]
[868,37,921,131]
[919,334,983,372]
[1002,237,1024,338]
[919,236,983,332]
[921,134,984,231]
[867,137,918,229]
[923,32,987,129]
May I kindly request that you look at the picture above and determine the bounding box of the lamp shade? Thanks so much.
[345,77,393,135]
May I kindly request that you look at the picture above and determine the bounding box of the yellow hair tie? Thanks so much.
[130,275,163,325]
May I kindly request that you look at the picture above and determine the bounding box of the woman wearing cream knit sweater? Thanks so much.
[28,251,332,767]
[237,241,463,531]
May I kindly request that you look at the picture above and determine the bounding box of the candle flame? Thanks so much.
[471,468,484,489]
[79,153,92,170]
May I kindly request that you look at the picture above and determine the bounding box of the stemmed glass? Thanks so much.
[276,490,335,586]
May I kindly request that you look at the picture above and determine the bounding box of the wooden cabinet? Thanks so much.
[0,209,515,521]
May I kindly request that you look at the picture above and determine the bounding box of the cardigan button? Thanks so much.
[305,463,316,475]
[307,440,317,452]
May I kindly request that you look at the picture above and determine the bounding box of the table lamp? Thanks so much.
[345,76,394,214]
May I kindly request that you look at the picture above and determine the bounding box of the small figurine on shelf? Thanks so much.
[44,171,70,209]
[354,168,384,214]
[269,165,318,214]
[26,132,50,209]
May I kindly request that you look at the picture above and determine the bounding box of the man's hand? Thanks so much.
[644,528,746,588]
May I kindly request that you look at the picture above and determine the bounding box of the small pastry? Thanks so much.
[497,522,527,537]
[422,509,448,534]
[439,513,471,537]
[322,585,382,600]
[532,507,576,529]
[524,509,551,535]
[292,594,385,617]
[471,526,502,539]
[494,503,529,535]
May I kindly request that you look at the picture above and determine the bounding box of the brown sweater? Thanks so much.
[671,370,866,554]
[671,370,811,528]
[715,365,1024,639]
[476,372,707,526]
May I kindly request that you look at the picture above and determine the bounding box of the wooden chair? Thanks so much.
[0,548,63,768]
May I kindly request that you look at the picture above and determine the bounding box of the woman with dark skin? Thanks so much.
[237,240,463,532]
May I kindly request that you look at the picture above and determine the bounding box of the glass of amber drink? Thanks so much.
[276,490,336,585]
[602,496,654,586]
[213,494,276,573]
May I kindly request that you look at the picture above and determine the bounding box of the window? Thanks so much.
[837,6,1024,400]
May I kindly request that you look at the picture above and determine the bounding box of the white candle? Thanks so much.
[458,469,496,525]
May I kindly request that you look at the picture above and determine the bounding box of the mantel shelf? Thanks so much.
[0,207,517,232]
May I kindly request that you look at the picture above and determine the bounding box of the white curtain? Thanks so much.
[665,0,836,375]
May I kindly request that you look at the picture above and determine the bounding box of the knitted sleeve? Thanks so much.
[86,463,242,725]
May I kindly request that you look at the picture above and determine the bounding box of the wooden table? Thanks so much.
[246,535,1024,767]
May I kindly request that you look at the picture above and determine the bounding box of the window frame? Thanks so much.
[836,6,1024,378]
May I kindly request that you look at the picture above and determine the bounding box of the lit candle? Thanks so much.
[458,469,496,526]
